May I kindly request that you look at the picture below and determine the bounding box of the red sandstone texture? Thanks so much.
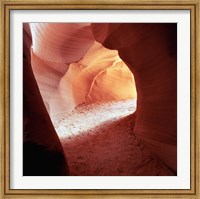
[23,23,177,175]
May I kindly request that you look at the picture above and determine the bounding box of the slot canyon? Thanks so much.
[23,23,177,176]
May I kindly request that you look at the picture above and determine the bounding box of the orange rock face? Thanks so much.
[30,24,137,119]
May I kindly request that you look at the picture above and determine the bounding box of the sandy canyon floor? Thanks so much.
[54,99,174,176]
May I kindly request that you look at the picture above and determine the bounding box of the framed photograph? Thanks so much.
[0,0,199,198]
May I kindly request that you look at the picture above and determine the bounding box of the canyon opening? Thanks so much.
[23,23,177,176]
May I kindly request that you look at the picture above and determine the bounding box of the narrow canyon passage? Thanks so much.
[54,99,173,176]
[23,23,177,176]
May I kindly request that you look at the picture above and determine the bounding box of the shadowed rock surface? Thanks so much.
[23,24,69,176]
[91,23,177,173]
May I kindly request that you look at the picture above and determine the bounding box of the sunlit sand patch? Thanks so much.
[54,99,136,138]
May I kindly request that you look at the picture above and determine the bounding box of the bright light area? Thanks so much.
[54,99,136,138]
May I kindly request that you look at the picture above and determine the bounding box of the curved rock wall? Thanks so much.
[91,23,177,173]
[30,23,95,63]
[23,24,69,175]
[30,23,95,119]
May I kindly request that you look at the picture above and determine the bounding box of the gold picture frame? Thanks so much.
[0,0,199,198]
